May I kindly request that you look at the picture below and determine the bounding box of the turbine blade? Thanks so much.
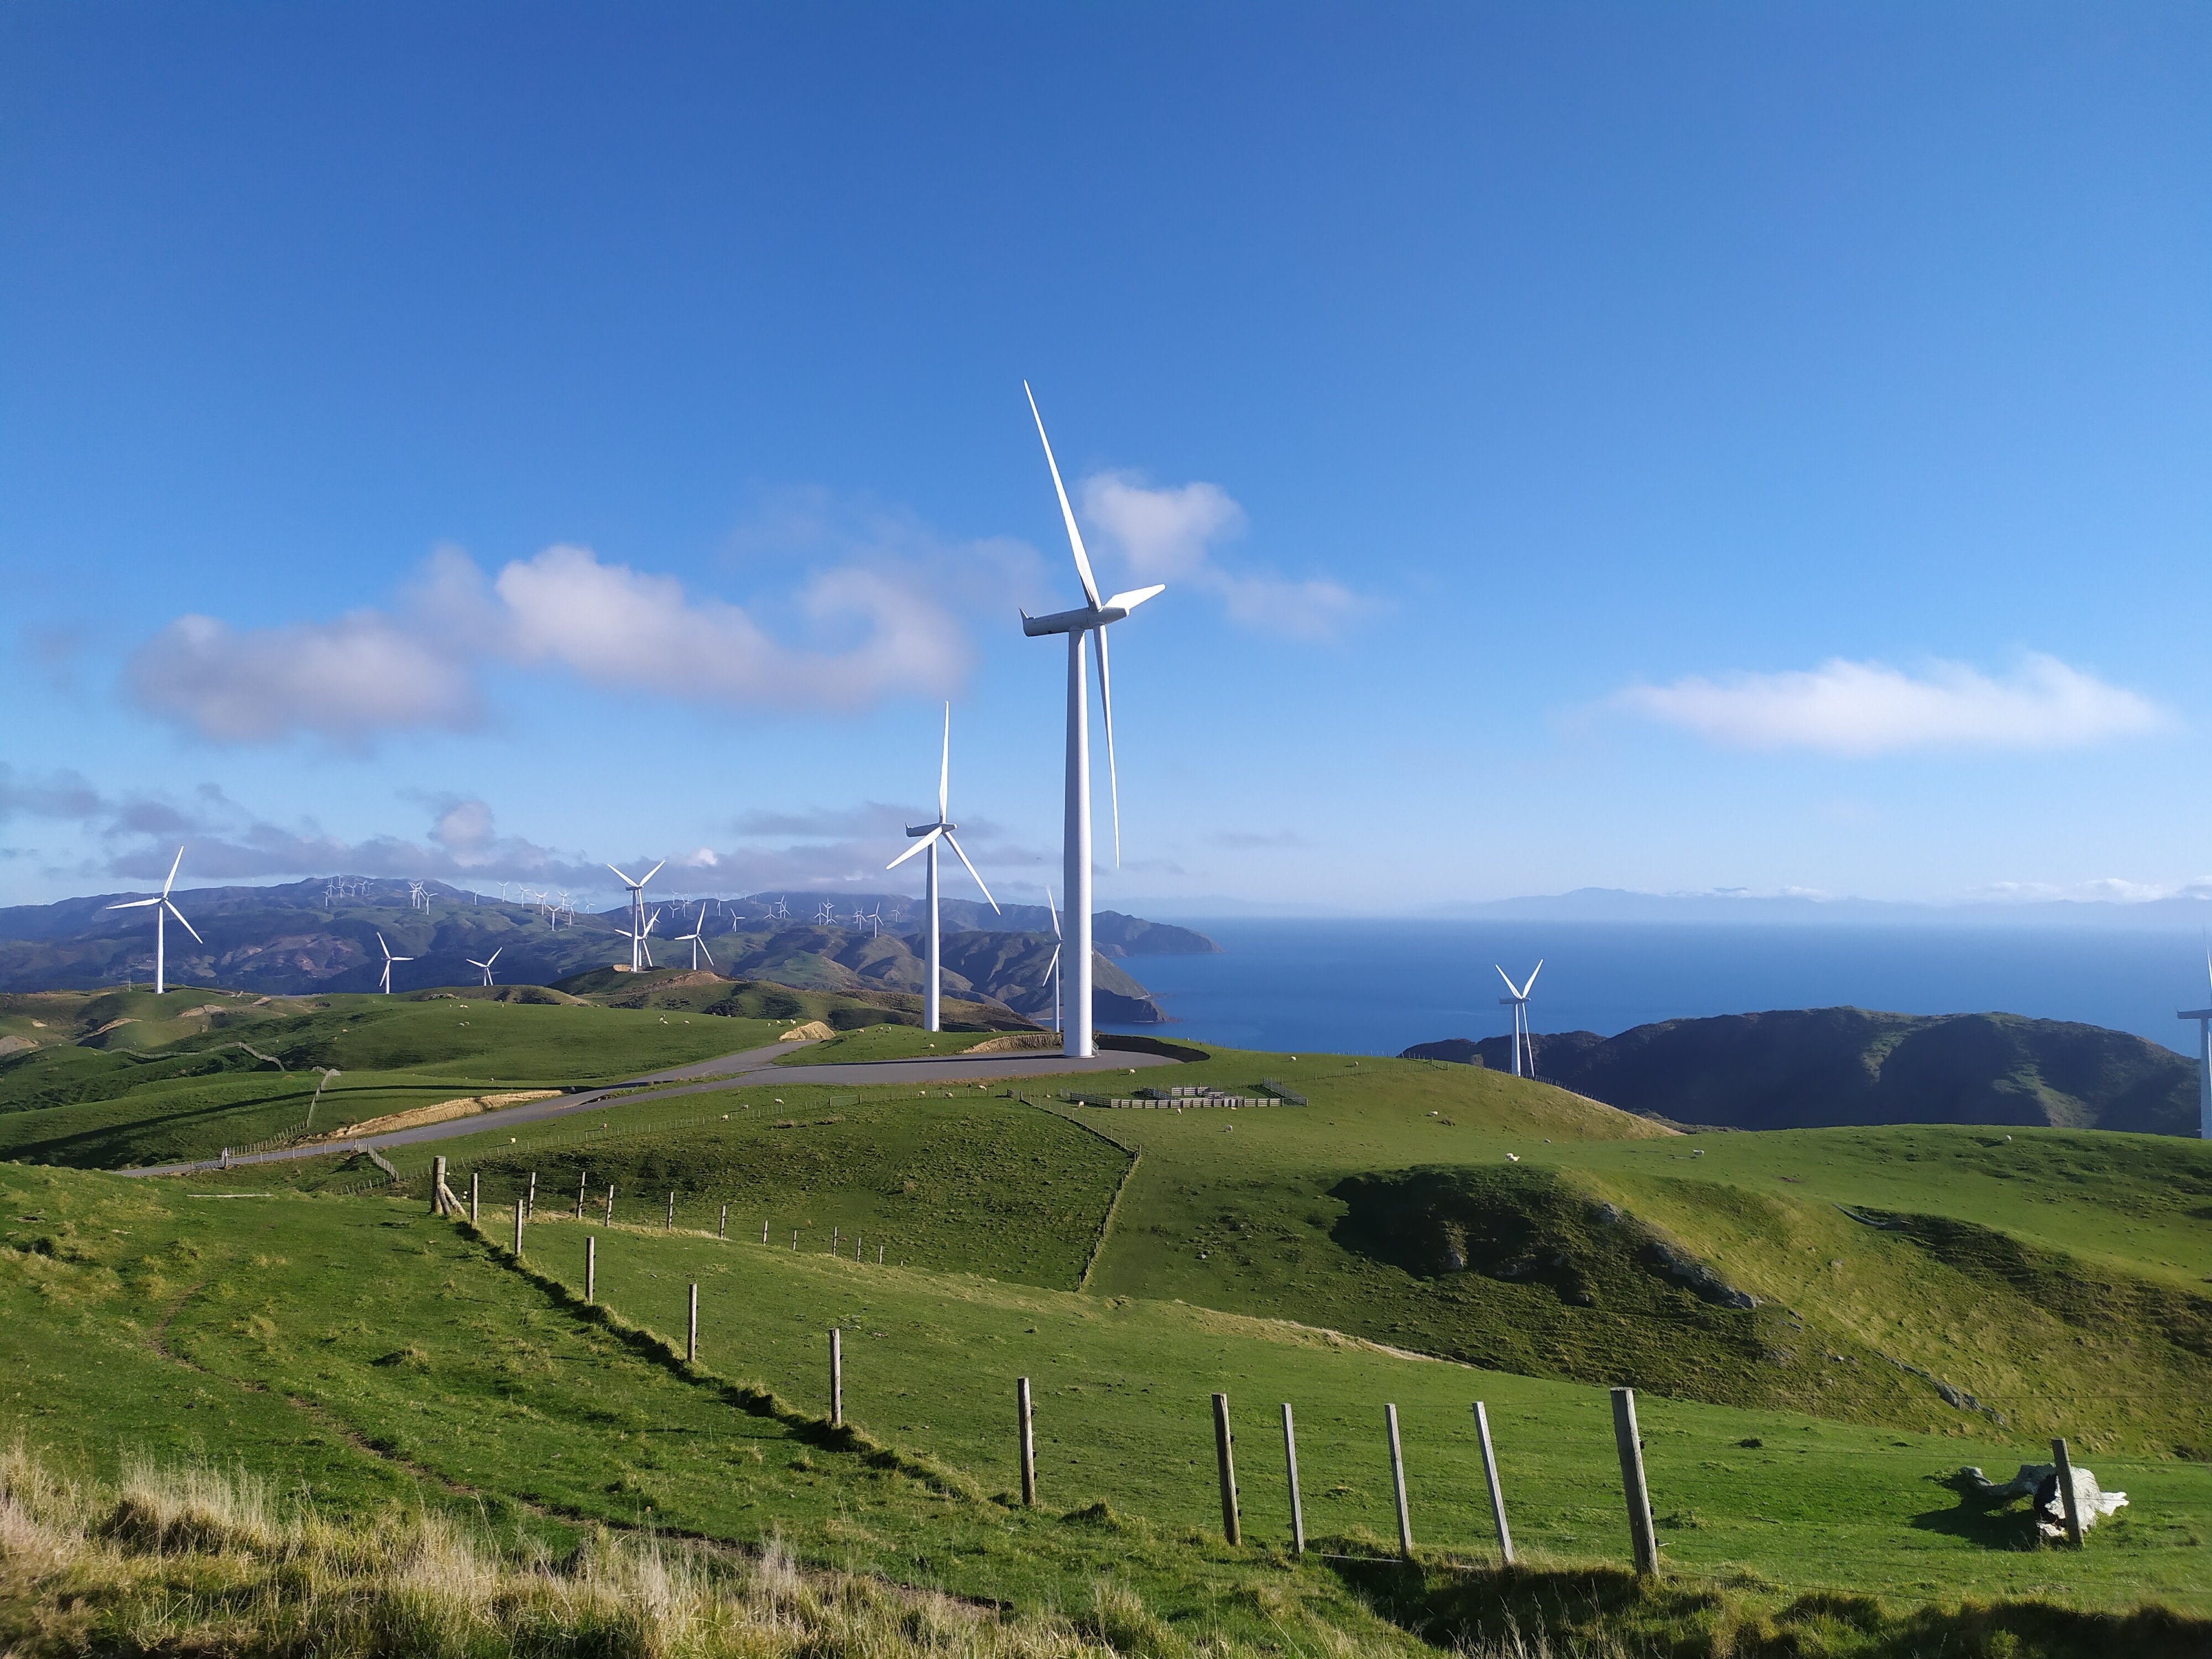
[379,932,392,961]
[166,901,202,943]
[1096,627,1121,867]
[1042,943,1060,985]
[161,846,185,896]
[885,829,941,869]
[1494,964,1516,993]
[606,863,634,885]
[488,947,500,965]
[700,941,714,966]
[107,897,161,909]
[943,831,998,911]
[642,860,665,885]
[1524,959,1543,995]
[1024,381,1102,607]
[940,702,951,820]
[1104,584,1166,613]
[1047,883,1060,937]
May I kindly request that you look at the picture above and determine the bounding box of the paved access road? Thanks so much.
[119,1041,1180,1177]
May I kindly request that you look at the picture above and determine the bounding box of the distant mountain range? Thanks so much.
[1439,887,2212,930]
[1402,1006,2199,1135]
[0,878,1219,1022]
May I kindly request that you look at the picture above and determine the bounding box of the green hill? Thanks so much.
[1406,1006,2199,1135]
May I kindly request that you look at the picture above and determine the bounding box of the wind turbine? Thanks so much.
[2178,952,2212,1139]
[618,906,661,970]
[1496,961,1543,1078]
[378,932,413,995]
[1041,884,1063,1035]
[606,860,665,971]
[1019,383,1165,1058]
[885,703,1000,1032]
[466,947,502,987]
[814,900,837,926]
[675,906,714,972]
[107,846,201,997]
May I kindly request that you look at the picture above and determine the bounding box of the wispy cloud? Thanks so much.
[1079,472,1368,641]
[1615,653,2169,756]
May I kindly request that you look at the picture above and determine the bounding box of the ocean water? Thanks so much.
[1102,920,2212,1058]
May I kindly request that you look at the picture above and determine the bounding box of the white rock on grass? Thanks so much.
[1959,1463,2128,1537]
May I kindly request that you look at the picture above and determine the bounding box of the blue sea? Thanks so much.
[1103,920,2212,1058]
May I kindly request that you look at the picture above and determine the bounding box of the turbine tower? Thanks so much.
[466,946,502,987]
[675,905,714,972]
[1019,383,1165,1058]
[886,703,999,1032]
[606,860,665,972]
[106,847,201,997]
[1495,961,1543,1078]
[2179,954,2212,1140]
[378,932,413,995]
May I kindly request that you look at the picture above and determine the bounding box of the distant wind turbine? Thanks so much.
[675,905,714,972]
[1495,961,1543,1078]
[606,860,665,971]
[886,703,999,1032]
[2178,952,2212,1140]
[107,847,201,997]
[1041,884,1063,1035]
[466,946,502,987]
[378,932,413,995]
[1019,383,1165,1058]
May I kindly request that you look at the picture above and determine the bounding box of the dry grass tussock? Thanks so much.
[0,1443,1205,1659]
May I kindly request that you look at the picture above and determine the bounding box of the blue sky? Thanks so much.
[3,3,2208,914]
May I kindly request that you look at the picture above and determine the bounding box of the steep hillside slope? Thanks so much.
[1407,1007,2197,1134]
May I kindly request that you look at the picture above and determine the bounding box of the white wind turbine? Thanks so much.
[606,860,665,971]
[886,703,999,1032]
[1019,383,1165,1058]
[2178,952,2212,1140]
[466,946,502,987]
[675,904,714,972]
[107,847,201,997]
[1041,884,1063,1035]
[378,932,413,995]
[1495,961,1543,1078]
[618,906,661,970]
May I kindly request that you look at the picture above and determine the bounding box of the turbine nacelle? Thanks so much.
[1019,587,1165,638]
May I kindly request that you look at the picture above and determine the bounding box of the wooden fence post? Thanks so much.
[830,1329,843,1427]
[1474,1401,1515,1566]
[577,1170,586,1220]
[585,1235,596,1304]
[832,1227,839,1255]
[605,1185,614,1225]
[513,1200,524,1257]
[431,1156,447,1214]
[688,1284,699,1364]
[1611,1388,1660,1575]
[1386,1404,1413,1559]
[1281,1402,1305,1556]
[719,1204,728,1239]
[526,1171,536,1219]
[1213,1392,1241,1544]
[667,1191,675,1231]
[469,1171,479,1225]
[1018,1376,1037,1505]
[2051,1437,2085,1548]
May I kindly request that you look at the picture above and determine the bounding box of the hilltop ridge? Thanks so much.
[1403,1005,2198,1135]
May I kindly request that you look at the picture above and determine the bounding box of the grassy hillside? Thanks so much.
[1422,1008,2198,1135]
[0,987,792,1168]
[3,1159,2208,1658]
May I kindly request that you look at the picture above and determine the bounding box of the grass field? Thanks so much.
[5,998,2211,1653]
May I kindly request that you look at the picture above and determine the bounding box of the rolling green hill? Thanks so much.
[1408,1006,2199,1135]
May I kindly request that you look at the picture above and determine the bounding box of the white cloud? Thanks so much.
[494,545,967,710]
[1616,653,2169,756]
[1080,472,1368,641]
[127,521,990,743]
[127,611,479,744]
